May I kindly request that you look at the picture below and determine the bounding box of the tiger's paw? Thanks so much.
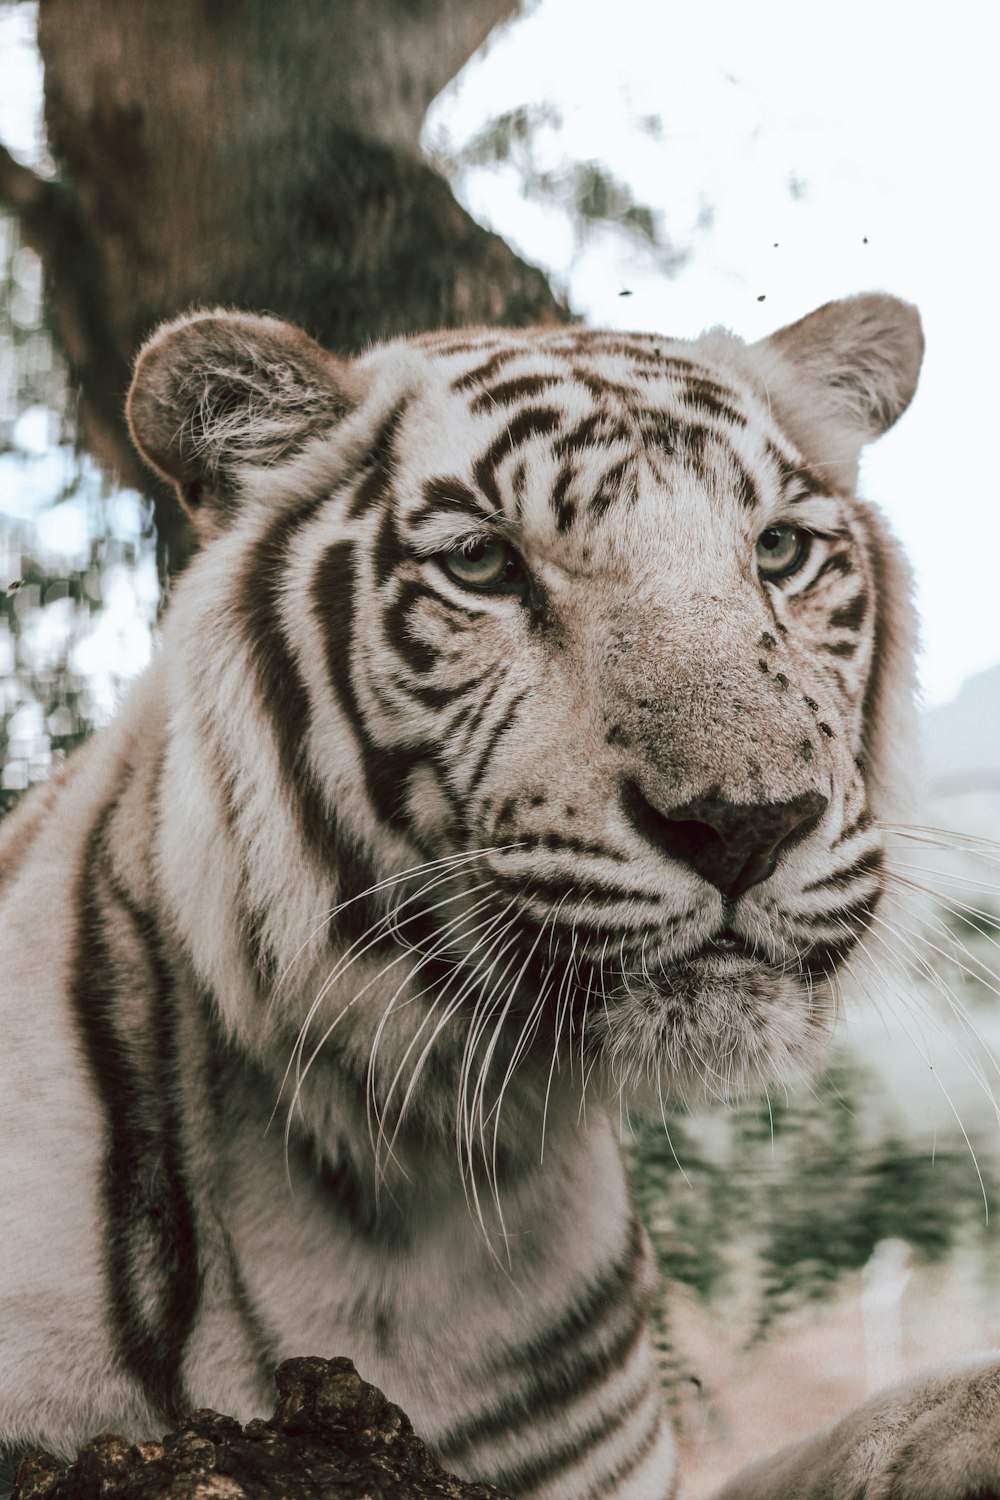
[710,1353,1000,1500]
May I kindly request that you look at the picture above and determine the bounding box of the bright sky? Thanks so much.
[1,2,998,707]
[425,0,1000,707]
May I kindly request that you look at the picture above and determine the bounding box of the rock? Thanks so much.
[11,1357,510,1499]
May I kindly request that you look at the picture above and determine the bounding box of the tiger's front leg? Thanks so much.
[709,1353,1000,1500]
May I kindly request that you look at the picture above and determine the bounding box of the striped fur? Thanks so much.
[0,296,936,1497]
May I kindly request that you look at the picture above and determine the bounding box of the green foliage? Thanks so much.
[628,1051,998,1357]
[428,104,689,275]
[1,561,95,816]
[447,103,563,169]
[1,210,158,817]
[0,488,156,817]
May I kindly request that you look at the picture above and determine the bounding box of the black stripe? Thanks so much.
[730,454,760,510]
[574,336,665,363]
[382,577,442,676]
[235,881,280,987]
[514,831,626,861]
[494,872,664,909]
[473,406,563,511]
[300,1136,410,1250]
[856,511,891,783]
[416,333,504,355]
[802,931,863,975]
[448,668,506,749]
[345,403,407,519]
[489,1213,647,1375]
[803,550,854,588]
[435,1209,663,1480]
[824,666,849,699]
[834,810,872,847]
[194,723,281,986]
[680,422,713,464]
[220,1223,280,1377]
[440,1305,650,1464]
[822,637,859,658]
[551,465,576,531]
[801,847,883,894]
[808,891,880,932]
[426,594,486,627]
[487,404,566,466]
[511,457,528,508]
[241,496,372,887]
[675,419,756,487]
[412,475,483,528]
[572,335,684,370]
[573,368,648,403]
[769,445,828,499]
[199,981,405,1245]
[554,411,631,457]
[486,1379,657,1497]
[313,540,418,831]
[829,592,869,630]
[680,380,748,429]
[452,348,527,392]
[189,1012,281,1381]
[390,668,480,712]
[371,501,408,586]
[635,410,681,456]
[590,460,632,518]
[584,1411,665,1500]
[511,910,668,953]
[466,687,531,796]
[650,354,714,377]
[470,373,561,412]
[71,797,201,1421]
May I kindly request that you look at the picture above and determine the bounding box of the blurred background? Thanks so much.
[1,2,998,1493]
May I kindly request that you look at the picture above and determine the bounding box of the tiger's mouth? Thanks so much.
[627,931,790,1004]
[374,886,841,1109]
[656,925,854,996]
[587,927,837,1104]
[690,930,760,963]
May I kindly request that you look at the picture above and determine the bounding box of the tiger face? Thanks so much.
[127,296,922,1140]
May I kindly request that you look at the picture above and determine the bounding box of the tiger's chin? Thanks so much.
[589,953,836,1110]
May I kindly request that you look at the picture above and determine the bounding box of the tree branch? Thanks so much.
[4,1,564,584]
[0,142,51,217]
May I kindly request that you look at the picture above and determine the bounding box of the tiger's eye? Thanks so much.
[756,525,809,580]
[442,538,518,590]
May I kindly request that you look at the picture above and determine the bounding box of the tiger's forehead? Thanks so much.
[364,327,826,553]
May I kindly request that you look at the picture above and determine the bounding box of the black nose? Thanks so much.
[621,781,828,898]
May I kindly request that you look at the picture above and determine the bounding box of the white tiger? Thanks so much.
[0,294,997,1499]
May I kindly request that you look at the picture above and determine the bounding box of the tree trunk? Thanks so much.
[0,0,564,575]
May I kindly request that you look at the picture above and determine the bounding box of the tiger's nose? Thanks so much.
[621,781,829,898]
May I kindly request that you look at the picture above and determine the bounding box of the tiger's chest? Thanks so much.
[167,1046,672,1496]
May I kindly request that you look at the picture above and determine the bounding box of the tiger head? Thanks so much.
[127,295,922,1149]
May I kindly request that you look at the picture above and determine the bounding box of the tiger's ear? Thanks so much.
[127,310,356,536]
[749,294,924,491]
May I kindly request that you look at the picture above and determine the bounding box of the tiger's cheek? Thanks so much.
[402,763,459,849]
[783,565,877,762]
